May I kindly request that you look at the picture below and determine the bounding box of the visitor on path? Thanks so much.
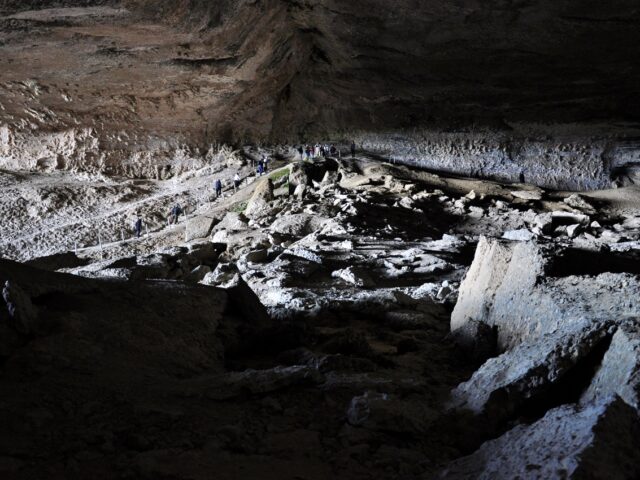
[351,141,357,159]
[257,162,264,176]
[263,156,269,172]
[215,178,223,198]
[297,146,304,160]
[169,203,183,225]
[330,145,337,156]
[314,144,321,158]
[134,216,143,238]
[305,145,312,161]
[234,172,241,191]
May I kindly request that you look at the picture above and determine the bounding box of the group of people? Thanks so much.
[296,142,357,161]
[214,172,242,198]
[297,144,337,161]
[130,142,359,239]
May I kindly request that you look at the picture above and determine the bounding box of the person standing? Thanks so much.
[234,172,241,191]
[351,141,357,159]
[168,203,183,225]
[215,178,223,198]
[134,216,143,238]
[297,146,304,160]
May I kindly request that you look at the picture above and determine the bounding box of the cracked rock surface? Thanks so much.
[1,151,639,478]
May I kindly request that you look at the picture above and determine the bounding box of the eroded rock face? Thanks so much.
[440,397,640,480]
[451,237,640,349]
[444,229,640,477]
[1,1,640,187]
[582,323,640,410]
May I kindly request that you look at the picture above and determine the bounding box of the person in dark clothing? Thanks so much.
[330,145,337,156]
[134,217,143,238]
[297,146,304,160]
[169,203,183,225]
[351,141,356,159]
[257,162,264,176]
[215,178,223,198]
[305,145,312,160]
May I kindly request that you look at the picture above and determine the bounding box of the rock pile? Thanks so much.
[1,153,640,478]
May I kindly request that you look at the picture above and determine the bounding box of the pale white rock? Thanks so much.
[502,229,535,242]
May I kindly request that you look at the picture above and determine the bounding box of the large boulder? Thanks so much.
[451,237,640,349]
[450,318,613,418]
[211,211,249,235]
[582,322,640,410]
[245,178,274,218]
[24,251,88,271]
[288,163,310,189]
[270,213,328,237]
[185,213,220,242]
[440,397,640,479]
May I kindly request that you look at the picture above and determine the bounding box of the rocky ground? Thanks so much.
[1,149,640,479]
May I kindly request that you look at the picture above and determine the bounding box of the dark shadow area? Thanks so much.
[516,334,613,424]
[547,248,640,277]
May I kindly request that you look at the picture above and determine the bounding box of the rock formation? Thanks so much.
[2,1,640,187]
[2,1,640,478]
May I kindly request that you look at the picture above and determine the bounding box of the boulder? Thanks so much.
[332,267,376,288]
[552,211,590,226]
[187,242,225,264]
[288,164,309,189]
[564,193,596,214]
[532,213,554,235]
[185,214,220,242]
[451,237,640,349]
[450,318,612,417]
[211,212,249,234]
[294,183,307,199]
[502,229,534,242]
[0,255,230,382]
[245,178,274,218]
[582,323,640,410]
[440,397,640,479]
[567,223,583,238]
[25,252,88,271]
[270,213,314,237]
[185,265,212,283]
[510,189,543,201]
[244,249,269,264]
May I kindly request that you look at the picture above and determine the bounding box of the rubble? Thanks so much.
[0,150,639,478]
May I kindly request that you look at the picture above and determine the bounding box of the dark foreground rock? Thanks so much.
[440,397,640,480]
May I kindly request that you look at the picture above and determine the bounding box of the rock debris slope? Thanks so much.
[1,152,640,478]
